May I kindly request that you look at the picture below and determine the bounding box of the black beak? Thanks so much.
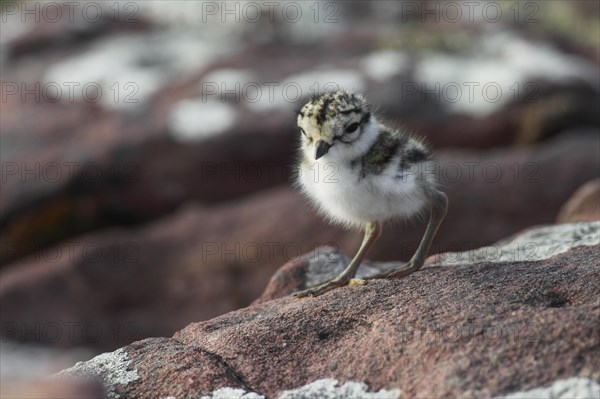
[315,141,332,160]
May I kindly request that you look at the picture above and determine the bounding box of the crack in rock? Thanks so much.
[190,346,258,395]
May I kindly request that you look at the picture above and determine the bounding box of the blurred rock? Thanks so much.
[0,188,332,349]
[2,2,151,61]
[0,115,295,265]
[1,132,598,350]
[0,341,95,380]
[58,222,600,398]
[432,131,600,256]
[2,2,598,395]
[0,341,101,399]
[556,178,600,223]
[1,378,104,399]
[2,2,599,268]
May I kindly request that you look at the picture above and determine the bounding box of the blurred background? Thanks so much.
[1,0,599,393]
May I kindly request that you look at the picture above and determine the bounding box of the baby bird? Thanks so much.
[294,90,448,297]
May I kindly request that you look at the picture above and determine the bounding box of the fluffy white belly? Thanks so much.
[299,160,425,227]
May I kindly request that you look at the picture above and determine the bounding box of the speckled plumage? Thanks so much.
[296,91,437,228]
[294,90,448,297]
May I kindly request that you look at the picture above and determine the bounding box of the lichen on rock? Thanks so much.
[498,377,600,399]
[56,348,138,399]
[431,221,600,265]
[278,379,401,399]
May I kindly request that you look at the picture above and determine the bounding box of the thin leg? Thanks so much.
[294,221,382,297]
[386,190,448,279]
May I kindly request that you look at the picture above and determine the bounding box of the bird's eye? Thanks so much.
[300,128,307,137]
[345,123,359,134]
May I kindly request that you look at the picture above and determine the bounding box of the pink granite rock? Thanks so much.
[59,222,600,398]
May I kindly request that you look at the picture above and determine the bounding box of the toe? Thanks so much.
[386,264,411,279]
[293,288,317,298]
[386,263,420,280]
[348,278,367,286]
[293,278,350,298]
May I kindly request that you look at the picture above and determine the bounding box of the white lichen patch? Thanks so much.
[305,248,348,287]
[200,69,256,98]
[138,2,342,45]
[56,348,139,399]
[43,31,232,111]
[278,378,401,399]
[200,387,265,399]
[200,379,400,399]
[361,51,410,82]
[168,99,238,142]
[498,377,600,399]
[432,221,600,266]
[248,70,365,113]
[415,31,599,117]
[0,5,33,47]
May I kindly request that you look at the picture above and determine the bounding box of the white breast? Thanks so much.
[298,157,426,229]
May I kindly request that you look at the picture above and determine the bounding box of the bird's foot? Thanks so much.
[385,259,423,280]
[349,278,367,286]
[294,277,367,298]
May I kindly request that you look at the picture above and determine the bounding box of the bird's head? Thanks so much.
[297,91,372,160]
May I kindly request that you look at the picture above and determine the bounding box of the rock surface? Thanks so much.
[59,222,600,398]
[2,133,599,350]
